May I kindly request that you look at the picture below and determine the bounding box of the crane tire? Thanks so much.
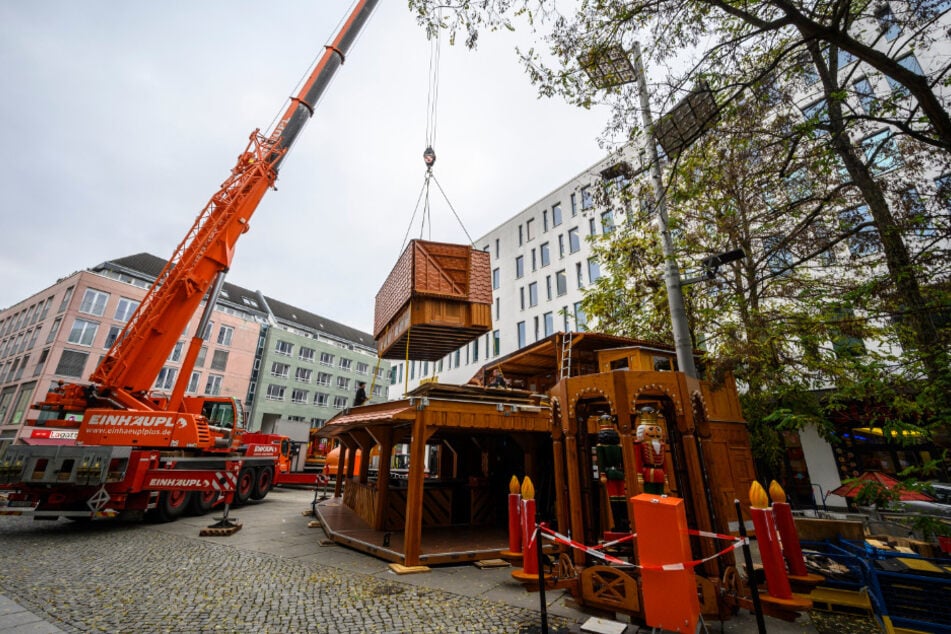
[188,489,219,515]
[153,490,190,523]
[251,465,274,500]
[233,467,254,506]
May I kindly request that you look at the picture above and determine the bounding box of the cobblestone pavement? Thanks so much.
[0,487,820,633]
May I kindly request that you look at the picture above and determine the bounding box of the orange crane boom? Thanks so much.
[91,0,379,411]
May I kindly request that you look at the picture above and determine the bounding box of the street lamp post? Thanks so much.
[580,42,698,378]
[630,42,698,379]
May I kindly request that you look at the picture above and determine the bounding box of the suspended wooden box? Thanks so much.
[374,239,492,361]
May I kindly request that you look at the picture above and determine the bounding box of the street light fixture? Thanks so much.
[581,42,718,379]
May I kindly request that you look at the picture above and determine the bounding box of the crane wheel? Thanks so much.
[152,490,191,523]
[251,466,274,500]
[188,489,220,515]
[233,467,254,506]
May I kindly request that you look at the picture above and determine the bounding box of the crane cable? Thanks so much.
[399,19,475,253]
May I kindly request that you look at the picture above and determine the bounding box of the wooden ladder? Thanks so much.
[560,332,573,380]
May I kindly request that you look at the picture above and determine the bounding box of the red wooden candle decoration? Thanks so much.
[749,481,792,600]
[521,477,538,575]
[508,475,522,554]
[769,480,808,577]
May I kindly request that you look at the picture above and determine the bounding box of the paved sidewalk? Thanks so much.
[0,594,65,634]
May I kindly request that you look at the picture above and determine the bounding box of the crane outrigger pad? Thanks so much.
[374,240,492,361]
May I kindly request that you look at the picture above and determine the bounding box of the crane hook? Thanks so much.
[423,146,436,170]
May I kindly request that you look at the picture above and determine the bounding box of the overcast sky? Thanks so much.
[0,1,611,334]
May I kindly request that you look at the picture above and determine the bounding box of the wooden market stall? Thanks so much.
[315,384,552,566]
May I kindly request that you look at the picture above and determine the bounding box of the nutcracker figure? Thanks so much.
[595,414,629,531]
[636,407,667,495]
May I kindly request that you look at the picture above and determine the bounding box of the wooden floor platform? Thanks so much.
[314,496,511,566]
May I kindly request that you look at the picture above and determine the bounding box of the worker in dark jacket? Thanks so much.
[354,381,368,406]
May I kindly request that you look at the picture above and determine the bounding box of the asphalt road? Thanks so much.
[0,486,822,633]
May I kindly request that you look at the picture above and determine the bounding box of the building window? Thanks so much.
[556,270,567,296]
[196,346,207,368]
[315,392,329,407]
[271,362,290,378]
[540,242,550,267]
[576,262,584,288]
[601,210,615,233]
[46,317,62,344]
[840,205,881,257]
[58,287,74,313]
[587,257,602,282]
[553,203,563,226]
[531,249,537,271]
[529,282,539,307]
[492,330,500,356]
[291,388,309,404]
[493,268,500,289]
[113,298,139,323]
[356,362,369,375]
[517,321,526,348]
[543,312,554,337]
[217,325,234,346]
[333,395,349,409]
[67,318,98,346]
[296,367,313,382]
[188,372,201,393]
[155,367,176,391]
[515,256,525,278]
[875,5,900,41]
[574,302,587,330]
[336,376,351,390]
[570,193,577,216]
[580,186,593,210]
[266,384,285,400]
[763,235,795,274]
[55,349,88,377]
[79,289,109,317]
[520,287,526,310]
[169,341,184,362]
[210,350,229,371]
[526,218,535,241]
[568,227,581,253]
[543,209,549,232]
[518,224,524,245]
[558,235,565,258]
[319,352,334,366]
[338,358,352,371]
[104,325,122,349]
[299,346,315,362]
[853,77,876,114]
[886,55,924,97]
[589,217,597,236]
[861,130,900,174]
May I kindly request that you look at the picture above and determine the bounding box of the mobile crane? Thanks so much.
[0,0,380,524]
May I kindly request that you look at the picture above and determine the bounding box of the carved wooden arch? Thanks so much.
[691,390,712,437]
[567,386,617,423]
[629,381,684,416]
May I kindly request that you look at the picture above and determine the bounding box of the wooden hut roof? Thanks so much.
[316,383,551,441]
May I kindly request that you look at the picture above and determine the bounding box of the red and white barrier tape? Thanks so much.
[537,525,748,571]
